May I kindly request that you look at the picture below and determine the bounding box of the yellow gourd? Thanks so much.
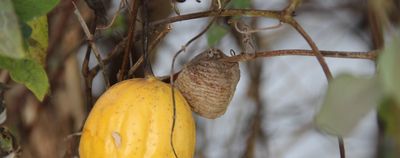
[79,77,196,158]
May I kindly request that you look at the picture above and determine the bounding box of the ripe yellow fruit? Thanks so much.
[79,77,196,158]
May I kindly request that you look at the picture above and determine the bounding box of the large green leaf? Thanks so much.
[12,0,59,22]
[0,0,25,59]
[26,16,48,65]
[207,23,227,47]
[315,74,382,136]
[0,56,49,101]
[378,37,400,104]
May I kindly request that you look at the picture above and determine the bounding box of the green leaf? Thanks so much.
[103,14,127,37]
[0,1,49,101]
[231,0,251,8]
[26,16,48,65]
[378,37,400,105]
[12,0,59,22]
[378,98,400,157]
[207,23,227,47]
[0,0,25,59]
[20,21,32,40]
[0,56,49,101]
[315,74,382,136]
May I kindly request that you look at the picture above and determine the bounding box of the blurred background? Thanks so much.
[1,0,399,157]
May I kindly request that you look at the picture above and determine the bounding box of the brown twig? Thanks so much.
[150,5,338,81]
[80,6,101,113]
[96,0,126,30]
[82,18,96,113]
[231,19,282,34]
[220,49,376,62]
[338,136,345,158]
[150,9,282,27]
[89,37,128,76]
[128,25,172,76]
[285,19,333,80]
[73,2,110,87]
[118,0,139,81]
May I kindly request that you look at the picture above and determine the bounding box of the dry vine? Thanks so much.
[75,0,381,157]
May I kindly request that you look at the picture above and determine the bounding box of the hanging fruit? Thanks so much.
[79,77,195,157]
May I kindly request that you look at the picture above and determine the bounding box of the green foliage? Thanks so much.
[315,74,382,136]
[20,21,32,40]
[207,23,227,47]
[26,16,48,65]
[378,38,400,105]
[230,0,251,9]
[103,14,127,37]
[378,98,400,158]
[0,56,49,101]
[0,0,52,101]
[12,0,60,22]
[379,98,400,142]
[0,127,19,156]
[0,0,25,59]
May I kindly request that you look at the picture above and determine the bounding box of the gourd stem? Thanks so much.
[142,0,154,78]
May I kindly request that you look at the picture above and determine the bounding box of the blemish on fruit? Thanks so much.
[111,131,122,148]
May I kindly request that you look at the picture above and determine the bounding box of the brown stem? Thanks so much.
[88,38,128,77]
[73,2,110,87]
[80,9,97,114]
[118,0,139,81]
[82,30,93,114]
[286,19,333,80]
[128,25,172,76]
[338,136,345,158]
[150,9,282,27]
[220,49,376,62]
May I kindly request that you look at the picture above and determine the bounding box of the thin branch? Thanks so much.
[220,49,376,62]
[88,37,128,76]
[82,32,93,113]
[118,0,139,81]
[128,25,172,76]
[150,9,282,27]
[284,0,302,14]
[96,0,126,30]
[338,136,345,158]
[285,18,333,80]
[81,15,98,114]
[230,19,282,34]
[73,2,110,87]
[151,48,376,81]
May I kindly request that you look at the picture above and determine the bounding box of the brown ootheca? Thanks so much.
[175,48,240,119]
